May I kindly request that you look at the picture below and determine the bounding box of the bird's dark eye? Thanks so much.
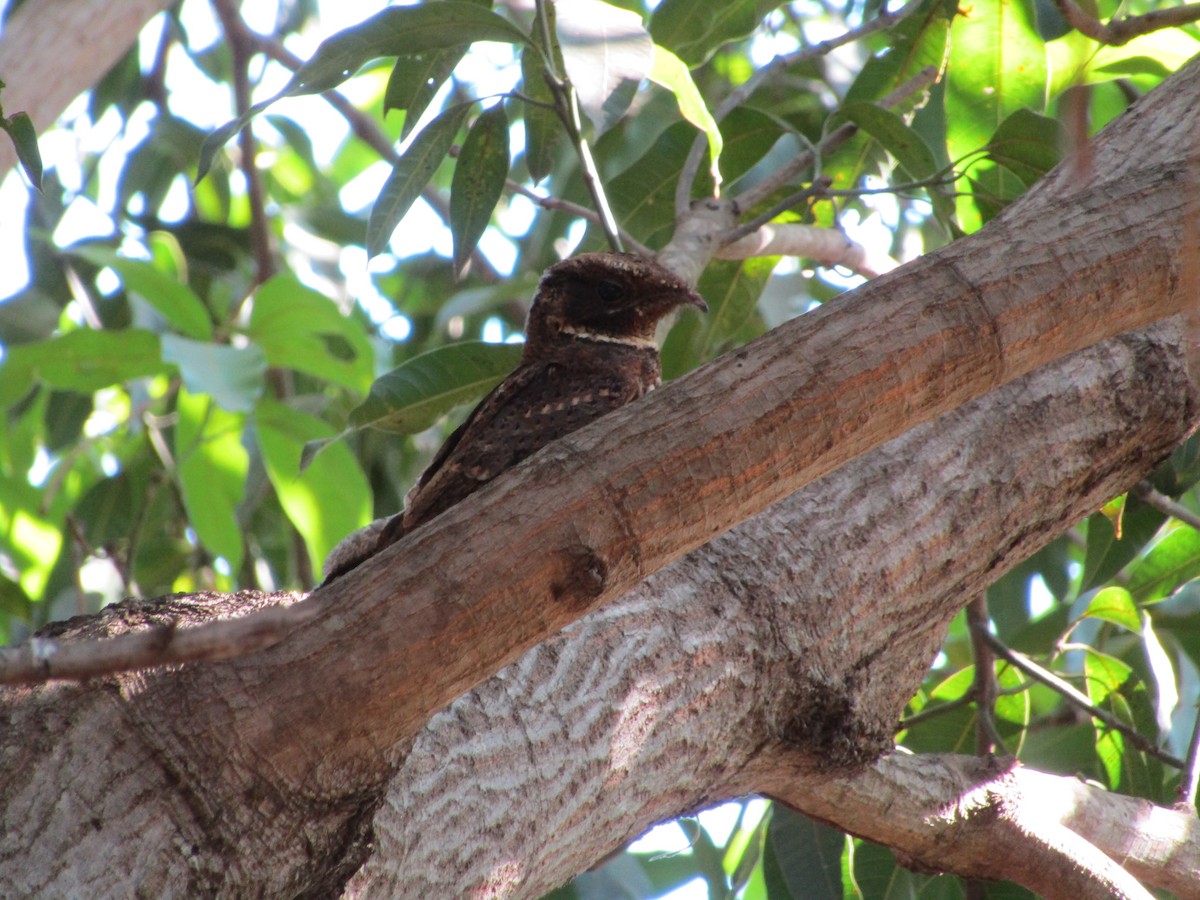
[596,280,624,303]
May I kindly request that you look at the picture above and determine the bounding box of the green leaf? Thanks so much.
[648,45,722,189]
[844,0,952,106]
[450,103,510,275]
[174,389,248,570]
[1127,523,1200,605]
[348,341,522,434]
[289,3,529,95]
[245,273,374,393]
[650,0,783,67]
[520,45,562,184]
[255,398,373,574]
[839,100,938,181]
[1,110,43,190]
[367,103,471,257]
[763,805,844,900]
[160,335,267,413]
[0,329,166,408]
[555,0,654,135]
[199,3,528,181]
[1078,586,1141,632]
[987,109,1061,188]
[386,50,466,135]
[69,246,214,340]
[1080,498,1166,593]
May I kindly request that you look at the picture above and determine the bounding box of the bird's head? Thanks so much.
[523,252,708,357]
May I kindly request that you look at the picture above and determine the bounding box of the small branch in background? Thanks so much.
[674,0,926,216]
[534,0,623,252]
[1131,480,1200,531]
[719,176,833,246]
[212,0,275,291]
[982,632,1185,769]
[1050,0,1200,46]
[1177,702,1200,810]
[967,595,1006,756]
[505,179,651,256]
[715,222,896,279]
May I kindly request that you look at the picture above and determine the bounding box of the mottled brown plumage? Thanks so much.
[323,252,706,581]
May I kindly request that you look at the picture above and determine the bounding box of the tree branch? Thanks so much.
[1051,0,1200,46]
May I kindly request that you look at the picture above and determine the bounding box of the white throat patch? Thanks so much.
[559,324,657,351]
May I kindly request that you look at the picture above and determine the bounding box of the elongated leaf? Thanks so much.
[844,0,952,106]
[174,389,248,570]
[289,3,529,95]
[763,805,844,900]
[1,110,42,190]
[387,50,466,135]
[1127,522,1200,605]
[199,3,528,181]
[368,103,471,257]
[556,0,653,135]
[69,246,214,340]
[450,103,510,275]
[0,329,166,408]
[1080,499,1166,593]
[256,398,373,573]
[650,0,782,67]
[246,273,375,392]
[520,45,562,183]
[648,45,722,189]
[839,100,937,181]
[160,334,267,413]
[348,341,522,434]
[987,108,1061,188]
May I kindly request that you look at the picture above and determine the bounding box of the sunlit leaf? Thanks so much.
[1127,522,1200,605]
[0,329,166,408]
[1080,499,1167,593]
[1078,586,1140,632]
[174,389,248,570]
[648,44,722,189]
[256,398,373,574]
[246,273,374,393]
[450,103,510,275]
[348,341,522,434]
[838,100,938,181]
[367,103,471,258]
[1140,610,1178,737]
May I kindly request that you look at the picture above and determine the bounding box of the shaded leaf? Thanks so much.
[520,45,562,183]
[1080,498,1166,593]
[1,110,42,190]
[763,804,844,900]
[450,103,510,275]
[368,103,471,257]
[839,100,938,181]
[650,0,783,67]
[987,108,1061,187]
[161,334,267,413]
[349,341,522,434]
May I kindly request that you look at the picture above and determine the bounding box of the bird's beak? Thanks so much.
[683,289,708,314]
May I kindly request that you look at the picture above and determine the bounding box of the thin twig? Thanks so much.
[674,0,926,216]
[213,0,275,292]
[720,176,832,246]
[1131,480,1200,531]
[967,595,1007,756]
[505,179,650,255]
[1176,703,1200,809]
[897,693,973,730]
[1051,0,1200,46]
[534,0,623,252]
[982,633,1185,769]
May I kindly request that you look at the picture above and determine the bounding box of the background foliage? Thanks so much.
[0,0,1198,896]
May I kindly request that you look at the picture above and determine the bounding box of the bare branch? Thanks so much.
[1051,0,1200,46]
[714,222,896,278]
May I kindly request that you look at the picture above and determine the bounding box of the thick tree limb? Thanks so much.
[0,0,172,179]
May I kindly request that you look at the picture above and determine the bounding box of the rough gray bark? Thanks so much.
[1,36,1199,900]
